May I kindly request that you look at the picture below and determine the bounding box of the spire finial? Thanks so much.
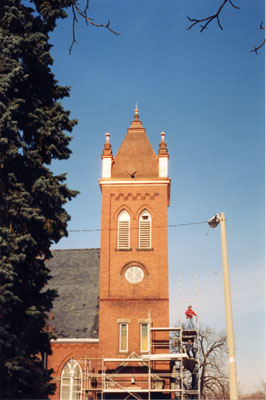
[158,131,168,154]
[105,132,110,143]
[102,132,112,156]
[134,103,139,120]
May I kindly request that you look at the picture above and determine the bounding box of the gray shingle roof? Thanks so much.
[47,249,100,338]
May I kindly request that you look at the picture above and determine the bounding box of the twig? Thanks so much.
[187,0,240,32]
[69,4,78,55]
[250,22,265,54]
[69,0,119,54]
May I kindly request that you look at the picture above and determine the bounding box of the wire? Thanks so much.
[68,220,209,232]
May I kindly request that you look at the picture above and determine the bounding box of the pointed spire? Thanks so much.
[130,103,143,129]
[134,103,139,120]
[102,132,113,156]
[158,131,168,154]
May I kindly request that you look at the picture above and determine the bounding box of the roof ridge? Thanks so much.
[51,248,100,252]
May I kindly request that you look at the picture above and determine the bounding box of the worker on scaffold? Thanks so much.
[185,305,197,329]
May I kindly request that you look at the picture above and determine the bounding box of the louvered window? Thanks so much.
[139,210,152,249]
[117,210,130,249]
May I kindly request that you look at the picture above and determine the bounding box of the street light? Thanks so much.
[208,212,238,400]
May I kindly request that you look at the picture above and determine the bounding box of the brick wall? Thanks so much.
[47,342,99,399]
[99,183,170,358]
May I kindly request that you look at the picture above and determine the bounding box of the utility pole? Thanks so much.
[208,212,238,400]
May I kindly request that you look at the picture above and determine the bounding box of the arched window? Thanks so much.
[60,359,82,400]
[139,210,152,249]
[117,210,130,249]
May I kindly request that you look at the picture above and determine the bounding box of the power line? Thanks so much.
[68,220,209,232]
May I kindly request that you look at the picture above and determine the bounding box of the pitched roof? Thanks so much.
[47,249,100,338]
[111,107,158,179]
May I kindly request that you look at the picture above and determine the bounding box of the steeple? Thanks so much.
[111,106,158,178]
[100,107,170,182]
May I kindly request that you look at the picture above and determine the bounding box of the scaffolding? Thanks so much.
[54,275,200,400]
[54,326,200,400]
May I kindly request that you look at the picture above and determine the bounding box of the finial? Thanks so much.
[134,103,139,120]
[102,132,112,156]
[105,132,110,143]
[158,131,168,154]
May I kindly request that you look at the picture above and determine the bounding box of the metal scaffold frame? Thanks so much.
[56,331,200,399]
[55,274,200,400]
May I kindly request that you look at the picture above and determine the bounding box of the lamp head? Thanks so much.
[208,213,220,228]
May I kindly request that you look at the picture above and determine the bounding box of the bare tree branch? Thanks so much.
[187,0,240,32]
[187,1,264,54]
[69,3,79,55]
[198,325,229,399]
[250,22,265,54]
[69,0,119,54]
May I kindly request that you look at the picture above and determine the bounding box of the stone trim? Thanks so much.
[117,318,131,323]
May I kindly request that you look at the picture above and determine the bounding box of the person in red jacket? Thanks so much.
[185,305,197,329]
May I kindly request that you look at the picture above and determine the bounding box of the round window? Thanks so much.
[125,266,144,284]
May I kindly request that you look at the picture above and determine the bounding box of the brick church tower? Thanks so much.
[99,105,170,358]
[47,107,179,400]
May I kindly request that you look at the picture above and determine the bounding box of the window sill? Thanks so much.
[115,248,132,251]
[137,248,153,251]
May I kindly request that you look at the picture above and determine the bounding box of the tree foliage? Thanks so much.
[0,0,78,398]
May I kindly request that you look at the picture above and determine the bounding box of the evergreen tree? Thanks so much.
[0,0,77,398]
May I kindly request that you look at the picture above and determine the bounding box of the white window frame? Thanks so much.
[140,323,150,353]
[60,358,82,400]
[119,323,128,352]
[139,210,152,249]
[117,210,130,249]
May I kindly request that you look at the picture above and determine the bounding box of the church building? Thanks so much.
[47,107,199,400]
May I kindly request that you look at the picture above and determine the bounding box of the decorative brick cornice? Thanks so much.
[111,192,159,201]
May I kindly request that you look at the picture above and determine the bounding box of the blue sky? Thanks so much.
[50,0,265,393]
